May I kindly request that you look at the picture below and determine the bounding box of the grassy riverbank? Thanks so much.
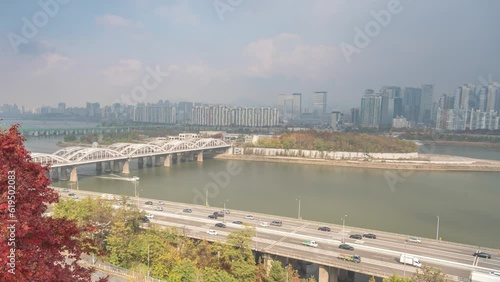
[215,154,500,172]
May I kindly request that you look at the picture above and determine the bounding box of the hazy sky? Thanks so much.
[1,0,499,111]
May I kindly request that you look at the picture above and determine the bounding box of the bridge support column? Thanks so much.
[69,167,78,183]
[96,162,103,174]
[138,158,144,169]
[51,168,59,181]
[113,161,120,173]
[59,167,69,181]
[104,161,112,173]
[319,265,339,282]
[338,269,348,281]
[122,160,130,174]
[197,151,203,162]
[154,156,161,167]
[146,156,153,168]
[261,254,273,275]
[187,152,194,161]
[164,155,172,167]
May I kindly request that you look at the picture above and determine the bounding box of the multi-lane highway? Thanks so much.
[55,189,500,281]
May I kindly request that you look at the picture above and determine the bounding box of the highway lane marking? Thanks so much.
[264,223,310,251]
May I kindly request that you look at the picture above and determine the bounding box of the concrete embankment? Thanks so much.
[214,154,500,172]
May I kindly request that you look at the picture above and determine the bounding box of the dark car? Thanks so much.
[363,233,377,239]
[350,234,363,239]
[208,214,218,219]
[339,244,354,251]
[215,212,224,217]
[232,221,243,225]
[183,208,192,213]
[145,201,153,205]
[140,216,150,223]
[318,226,331,232]
[270,221,283,227]
[215,223,226,228]
[473,251,491,259]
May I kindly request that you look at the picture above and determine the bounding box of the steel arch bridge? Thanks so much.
[30,138,230,167]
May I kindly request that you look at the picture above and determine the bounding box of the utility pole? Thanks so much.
[436,215,440,241]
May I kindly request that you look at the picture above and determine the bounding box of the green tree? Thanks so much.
[268,260,286,282]
[106,221,135,268]
[412,266,450,282]
[382,275,412,282]
[369,276,377,282]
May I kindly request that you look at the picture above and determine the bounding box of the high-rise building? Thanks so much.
[350,108,360,126]
[487,82,500,112]
[403,87,422,122]
[292,93,302,120]
[360,94,382,128]
[330,111,342,130]
[312,91,327,117]
[454,84,475,111]
[379,93,394,128]
[176,102,193,124]
[419,84,434,124]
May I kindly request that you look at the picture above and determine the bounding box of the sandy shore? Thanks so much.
[214,154,500,172]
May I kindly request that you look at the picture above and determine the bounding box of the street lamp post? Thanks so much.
[221,199,229,224]
[341,215,347,243]
[403,240,407,278]
[436,215,440,241]
[147,244,150,277]
[296,199,301,219]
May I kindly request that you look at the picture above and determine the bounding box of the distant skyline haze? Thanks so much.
[0,0,499,112]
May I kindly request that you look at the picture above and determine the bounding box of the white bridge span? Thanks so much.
[30,138,231,169]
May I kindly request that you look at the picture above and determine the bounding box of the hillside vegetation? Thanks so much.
[247,130,418,153]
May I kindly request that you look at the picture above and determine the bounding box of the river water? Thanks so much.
[5,120,499,249]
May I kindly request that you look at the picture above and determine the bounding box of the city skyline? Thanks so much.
[1,0,499,110]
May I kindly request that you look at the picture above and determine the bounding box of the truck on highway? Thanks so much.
[337,254,361,263]
[302,240,318,248]
[399,254,422,267]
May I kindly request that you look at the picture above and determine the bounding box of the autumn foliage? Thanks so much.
[0,125,97,281]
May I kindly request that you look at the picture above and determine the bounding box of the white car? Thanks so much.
[207,230,218,235]
[70,195,79,199]
[157,201,164,205]
[244,215,254,220]
[490,272,500,277]
[407,237,421,243]
[145,214,154,219]
[155,206,163,211]
[260,222,269,227]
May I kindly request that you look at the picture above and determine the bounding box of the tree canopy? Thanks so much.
[247,130,418,153]
[0,124,102,281]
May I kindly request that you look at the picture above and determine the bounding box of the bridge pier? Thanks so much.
[173,153,179,164]
[104,161,112,173]
[338,269,348,281]
[96,162,103,174]
[261,254,273,275]
[138,158,144,169]
[113,160,120,173]
[319,265,339,282]
[163,155,172,167]
[122,160,130,174]
[197,151,203,162]
[51,168,59,181]
[154,156,161,166]
[146,157,153,168]
[187,152,194,162]
[69,167,78,183]
[59,167,69,181]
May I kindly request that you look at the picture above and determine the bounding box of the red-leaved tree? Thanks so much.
[0,125,103,281]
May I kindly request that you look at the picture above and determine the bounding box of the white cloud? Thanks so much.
[96,14,144,29]
[243,33,337,81]
[99,59,144,86]
[35,53,73,75]
[155,0,198,25]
